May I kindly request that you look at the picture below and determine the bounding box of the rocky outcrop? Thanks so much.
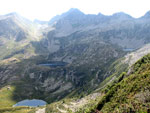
[123,44,150,66]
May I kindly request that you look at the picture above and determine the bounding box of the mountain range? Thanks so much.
[0,8,150,113]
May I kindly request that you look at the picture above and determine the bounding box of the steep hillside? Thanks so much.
[0,13,44,60]
[90,54,150,113]
[45,45,150,113]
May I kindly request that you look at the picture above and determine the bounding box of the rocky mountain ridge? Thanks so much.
[0,9,150,113]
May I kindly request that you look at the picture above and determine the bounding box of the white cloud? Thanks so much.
[0,0,150,21]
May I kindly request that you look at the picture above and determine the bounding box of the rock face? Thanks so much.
[0,9,150,104]
[0,13,33,41]
[123,44,150,66]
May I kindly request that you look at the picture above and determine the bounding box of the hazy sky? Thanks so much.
[0,0,150,21]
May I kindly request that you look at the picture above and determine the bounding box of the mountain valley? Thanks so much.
[0,8,150,113]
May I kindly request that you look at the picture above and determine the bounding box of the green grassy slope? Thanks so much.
[0,86,17,108]
[93,54,150,113]
[0,106,35,113]
[0,86,36,113]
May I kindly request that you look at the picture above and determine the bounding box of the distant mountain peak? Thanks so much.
[68,8,83,13]
[112,12,132,19]
[98,12,105,16]
[49,8,85,25]
[0,12,21,21]
[4,12,24,21]
[6,12,20,17]
[63,8,85,17]
[113,12,131,17]
[142,10,150,18]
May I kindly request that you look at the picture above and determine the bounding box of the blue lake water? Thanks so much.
[39,61,68,67]
[13,99,47,107]
[123,48,135,52]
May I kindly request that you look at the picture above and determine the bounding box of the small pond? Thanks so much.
[123,48,135,52]
[38,61,68,67]
[13,99,47,107]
